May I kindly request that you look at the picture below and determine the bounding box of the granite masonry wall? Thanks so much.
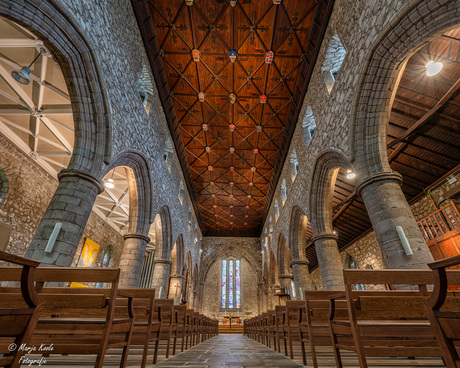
[201,237,261,320]
[0,133,124,266]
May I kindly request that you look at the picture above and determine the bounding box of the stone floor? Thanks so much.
[153,335,303,367]
[23,334,445,367]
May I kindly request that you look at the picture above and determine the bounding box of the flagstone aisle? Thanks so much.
[153,334,304,367]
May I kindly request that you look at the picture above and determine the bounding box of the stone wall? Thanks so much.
[0,133,124,265]
[201,237,261,320]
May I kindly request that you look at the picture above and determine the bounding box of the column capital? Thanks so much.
[290,260,309,267]
[311,232,338,243]
[356,171,402,197]
[123,232,151,243]
[58,168,105,194]
[278,274,293,280]
[154,259,173,265]
[170,274,184,280]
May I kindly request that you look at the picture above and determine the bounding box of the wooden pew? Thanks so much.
[274,305,287,355]
[298,290,349,367]
[154,299,177,358]
[174,305,188,353]
[425,254,460,368]
[329,269,460,368]
[283,300,305,359]
[0,266,134,368]
[0,251,43,368]
[30,287,161,367]
[266,310,276,350]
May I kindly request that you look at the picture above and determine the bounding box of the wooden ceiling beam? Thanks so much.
[388,77,460,159]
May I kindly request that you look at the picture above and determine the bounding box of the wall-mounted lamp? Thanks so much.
[396,226,413,256]
[11,41,51,85]
[346,170,356,179]
[426,60,442,77]
[105,170,115,189]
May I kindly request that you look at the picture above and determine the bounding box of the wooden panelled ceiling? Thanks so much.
[132,0,335,236]
[306,27,460,271]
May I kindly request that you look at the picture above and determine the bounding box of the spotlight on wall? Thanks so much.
[426,60,442,76]
[11,41,51,85]
[346,170,356,179]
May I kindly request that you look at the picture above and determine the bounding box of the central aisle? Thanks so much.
[153,334,304,367]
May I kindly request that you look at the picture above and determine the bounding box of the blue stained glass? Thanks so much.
[228,260,234,309]
[236,259,241,308]
[221,260,227,309]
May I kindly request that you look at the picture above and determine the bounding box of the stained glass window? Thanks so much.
[228,260,234,309]
[221,258,241,309]
[235,259,241,308]
[221,260,227,309]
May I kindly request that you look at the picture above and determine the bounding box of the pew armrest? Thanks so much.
[329,292,346,321]
[0,250,40,267]
[116,290,135,319]
[428,254,460,270]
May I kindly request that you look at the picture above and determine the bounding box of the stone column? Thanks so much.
[312,233,344,290]
[151,259,172,298]
[258,282,263,314]
[119,232,150,288]
[198,281,205,311]
[290,260,311,299]
[278,274,293,295]
[168,274,184,304]
[25,169,104,266]
[356,172,434,269]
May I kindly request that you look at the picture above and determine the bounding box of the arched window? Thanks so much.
[164,137,174,172]
[345,253,364,290]
[178,180,185,205]
[221,259,241,309]
[302,107,316,148]
[281,179,287,206]
[269,216,273,233]
[137,64,155,115]
[0,168,9,207]
[289,150,298,182]
[274,199,279,222]
[321,35,346,94]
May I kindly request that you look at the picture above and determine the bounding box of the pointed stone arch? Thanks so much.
[0,1,111,174]
[103,150,153,235]
[309,149,352,289]
[154,205,173,260]
[351,0,460,178]
[171,234,185,275]
[288,205,309,261]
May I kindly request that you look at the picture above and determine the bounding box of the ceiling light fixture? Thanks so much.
[426,60,442,76]
[11,41,51,85]
[346,169,356,180]
[105,171,115,189]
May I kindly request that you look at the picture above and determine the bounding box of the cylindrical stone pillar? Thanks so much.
[25,169,104,266]
[290,260,311,299]
[151,259,172,298]
[119,232,150,288]
[356,172,434,269]
[168,274,184,304]
[312,233,344,290]
[278,274,293,294]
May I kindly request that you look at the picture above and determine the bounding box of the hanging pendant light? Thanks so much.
[11,41,51,85]
[105,170,115,189]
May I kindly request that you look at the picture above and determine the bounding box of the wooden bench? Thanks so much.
[274,305,287,355]
[0,251,43,368]
[329,269,460,368]
[283,300,305,359]
[17,286,161,367]
[425,254,460,368]
[154,298,177,358]
[0,266,134,368]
